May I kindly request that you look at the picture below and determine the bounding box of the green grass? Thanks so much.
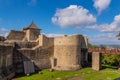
[13,68,120,80]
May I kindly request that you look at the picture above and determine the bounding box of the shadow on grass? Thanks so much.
[102,65,118,70]
[14,73,25,79]
[114,77,120,80]
[13,71,41,78]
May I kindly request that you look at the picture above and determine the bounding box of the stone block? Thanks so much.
[92,52,101,71]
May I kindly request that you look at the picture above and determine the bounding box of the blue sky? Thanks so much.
[0,0,120,45]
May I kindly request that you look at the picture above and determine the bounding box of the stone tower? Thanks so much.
[51,35,87,71]
[23,21,41,41]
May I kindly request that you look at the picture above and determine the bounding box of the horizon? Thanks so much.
[0,0,120,45]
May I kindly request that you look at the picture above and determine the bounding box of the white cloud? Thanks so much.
[28,0,37,6]
[44,33,64,37]
[0,28,9,37]
[87,14,120,32]
[1,28,7,32]
[93,0,111,14]
[52,5,96,28]
[87,33,120,45]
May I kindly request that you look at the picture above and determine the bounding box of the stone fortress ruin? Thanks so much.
[0,22,88,79]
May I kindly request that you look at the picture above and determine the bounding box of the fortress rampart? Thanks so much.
[0,22,88,79]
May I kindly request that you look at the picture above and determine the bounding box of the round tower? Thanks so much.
[52,35,83,71]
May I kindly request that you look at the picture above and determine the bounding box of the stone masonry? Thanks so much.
[0,43,15,80]
[92,52,101,71]
[0,22,88,79]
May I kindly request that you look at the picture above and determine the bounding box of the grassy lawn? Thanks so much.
[13,68,120,80]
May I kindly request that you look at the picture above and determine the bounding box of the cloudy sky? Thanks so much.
[0,0,120,45]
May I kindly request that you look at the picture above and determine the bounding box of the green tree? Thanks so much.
[88,43,99,48]
[102,54,120,68]
[100,45,106,49]
[114,55,120,67]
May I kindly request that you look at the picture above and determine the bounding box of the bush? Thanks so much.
[102,54,120,67]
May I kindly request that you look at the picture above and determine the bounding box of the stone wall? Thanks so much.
[81,36,88,48]
[92,52,101,71]
[14,47,53,72]
[38,35,54,48]
[13,35,54,73]
[0,22,89,78]
[8,34,88,73]
[0,45,13,68]
[0,44,15,80]
[24,29,40,41]
[52,35,84,71]
[7,30,25,41]
[15,42,37,48]
[29,29,40,41]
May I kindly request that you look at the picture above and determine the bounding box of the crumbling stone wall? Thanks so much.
[30,35,54,70]
[13,35,54,73]
[14,47,53,73]
[0,44,15,80]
